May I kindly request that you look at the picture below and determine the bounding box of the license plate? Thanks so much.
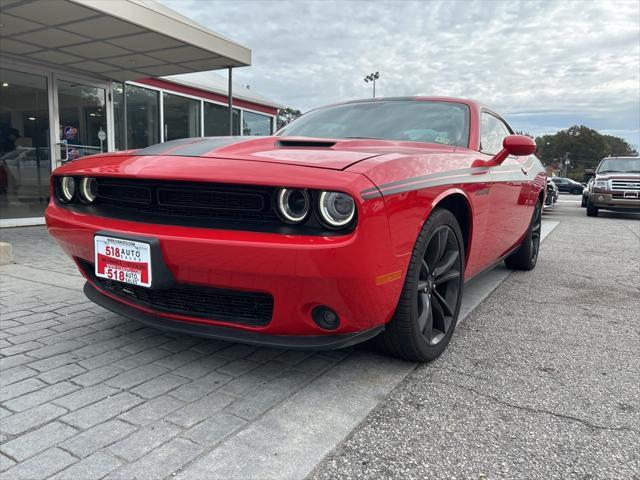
[624,191,638,198]
[94,235,152,287]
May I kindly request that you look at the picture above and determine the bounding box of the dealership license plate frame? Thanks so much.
[94,235,152,288]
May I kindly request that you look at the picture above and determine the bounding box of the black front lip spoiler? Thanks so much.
[83,282,384,350]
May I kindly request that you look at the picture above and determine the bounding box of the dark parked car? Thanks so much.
[550,177,584,195]
[545,178,558,208]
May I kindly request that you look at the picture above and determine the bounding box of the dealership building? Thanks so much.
[0,0,282,227]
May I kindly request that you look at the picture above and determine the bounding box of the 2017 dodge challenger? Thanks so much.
[46,97,545,362]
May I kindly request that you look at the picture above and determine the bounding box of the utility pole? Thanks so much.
[563,152,570,177]
[363,72,380,98]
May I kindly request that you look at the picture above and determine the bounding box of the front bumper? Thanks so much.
[84,282,384,349]
[46,201,403,343]
[588,192,640,211]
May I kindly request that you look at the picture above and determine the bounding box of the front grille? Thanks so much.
[611,180,640,191]
[94,178,278,224]
[79,260,273,326]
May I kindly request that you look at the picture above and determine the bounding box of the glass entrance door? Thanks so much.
[55,78,108,164]
[0,67,52,223]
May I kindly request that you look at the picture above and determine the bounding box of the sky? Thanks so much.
[160,0,640,148]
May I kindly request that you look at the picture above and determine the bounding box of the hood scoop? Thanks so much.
[276,139,336,148]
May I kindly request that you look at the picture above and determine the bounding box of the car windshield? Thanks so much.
[277,100,470,147]
[597,157,640,173]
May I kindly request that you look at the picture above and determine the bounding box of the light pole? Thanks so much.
[364,72,380,98]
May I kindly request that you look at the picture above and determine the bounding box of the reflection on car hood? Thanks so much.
[101,136,457,171]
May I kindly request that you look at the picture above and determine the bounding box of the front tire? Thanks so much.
[376,208,464,362]
[586,199,599,217]
[505,200,542,271]
[581,195,587,207]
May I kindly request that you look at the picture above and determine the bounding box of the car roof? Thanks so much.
[330,96,483,109]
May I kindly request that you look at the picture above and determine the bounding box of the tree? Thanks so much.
[534,125,637,180]
[515,130,534,139]
[277,107,302,130]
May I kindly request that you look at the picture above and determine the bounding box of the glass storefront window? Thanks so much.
[0,68,51,220]
[204,102,240,136]
[57,79,107,160]
[127,84,160,149]
[112,83,159,150]
[243,111,273,136]
[163,93,200,141]
[242,110,272,135]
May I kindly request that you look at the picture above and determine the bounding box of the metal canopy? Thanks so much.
[0,0,252,81]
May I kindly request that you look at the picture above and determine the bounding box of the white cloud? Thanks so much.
[160,0,640,146]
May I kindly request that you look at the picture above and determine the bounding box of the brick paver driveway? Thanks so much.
[1,227,409,479]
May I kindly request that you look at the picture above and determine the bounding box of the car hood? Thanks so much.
[595,173,640,180]
[115,136,456,171]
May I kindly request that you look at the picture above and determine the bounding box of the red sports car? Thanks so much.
[46,97,545,362]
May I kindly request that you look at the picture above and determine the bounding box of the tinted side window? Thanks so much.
[480,112,510,155]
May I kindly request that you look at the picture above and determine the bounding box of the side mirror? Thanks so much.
[584,169,595,182]
[491,135,537,165]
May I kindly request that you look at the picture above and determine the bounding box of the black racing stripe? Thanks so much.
[134,137,253,157]
[167,136,250,156]
[371,167,489,193]
[361,189,383,200]
[360,160,540,201]
[380,174,492,197]
[133,137,203,156]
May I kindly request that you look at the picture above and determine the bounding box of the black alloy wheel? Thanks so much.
[375,208,465,362]
[505,200,542,271]
[416,226,462,346]
[530,201,542,264]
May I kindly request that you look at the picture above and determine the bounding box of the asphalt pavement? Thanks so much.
[311,195,640,480]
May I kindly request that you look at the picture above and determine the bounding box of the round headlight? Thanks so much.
[276,188,310,223]
[78,177,97,204]
[59,176,75,203]
[318,191,355,227]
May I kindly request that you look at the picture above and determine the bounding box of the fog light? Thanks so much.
[312,306,340,330]
[598,195,604,201]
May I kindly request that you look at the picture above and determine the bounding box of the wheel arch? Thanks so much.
[430,189,473,266]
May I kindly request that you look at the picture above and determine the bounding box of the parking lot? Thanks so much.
[1,195,639,479]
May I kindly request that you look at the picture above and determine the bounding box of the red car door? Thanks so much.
[479,112,533,261]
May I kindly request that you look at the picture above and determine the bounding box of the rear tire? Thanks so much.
[571,187,582,195]
[586,199,599,217]
[505,200,542,271]
[375,208,465,362]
